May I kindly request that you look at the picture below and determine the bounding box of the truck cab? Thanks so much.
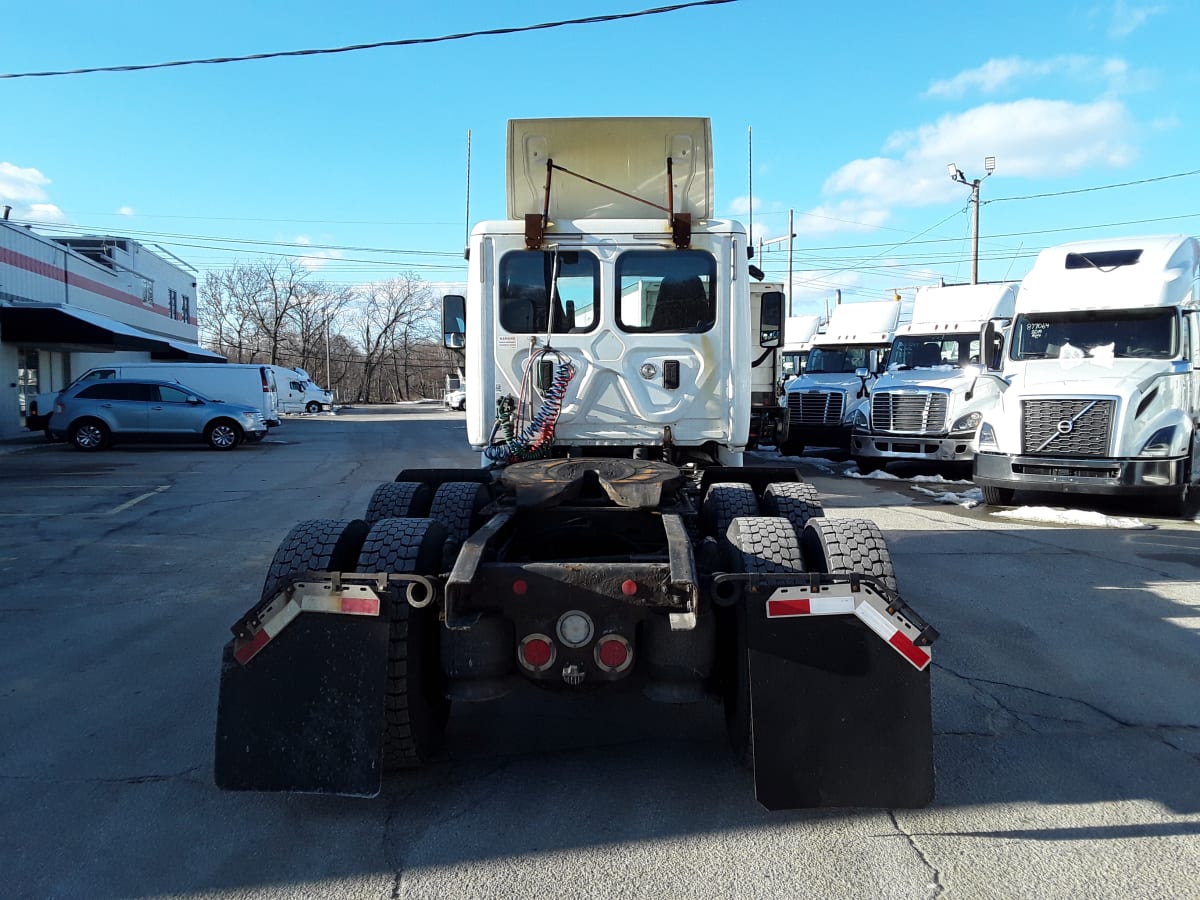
[849,282,1015,474]
[778,300,900,457]
[974,235,1200,511]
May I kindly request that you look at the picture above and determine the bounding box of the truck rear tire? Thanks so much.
[703,482,759,540]
[260,519,371,603]
[724,515,804,767]
[980,485,1016,507]
[357,517,450,770]
[366,481,432,522]
[428,481,490,548]
[801,517,898,595]
[762,482,825,535]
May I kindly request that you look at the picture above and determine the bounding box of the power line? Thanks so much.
[0,1,736,79]
[988,169,1200,204]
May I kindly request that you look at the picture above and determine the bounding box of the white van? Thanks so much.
[71,363,281,428]
[269,366,334,414]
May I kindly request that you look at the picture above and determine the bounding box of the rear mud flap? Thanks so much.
[747,610,933,811]
[214,613,390,796]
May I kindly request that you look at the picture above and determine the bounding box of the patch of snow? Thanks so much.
[846,467,903,480]
[913,485,982,508]
[990,506,1151,529]
[910,473,974,486]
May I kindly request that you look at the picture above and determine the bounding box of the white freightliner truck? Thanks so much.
[778,299,901,457]
[779,314,823,384]
[849,282,1016,475]
[974,234,1200,511]
[214,118,937,809]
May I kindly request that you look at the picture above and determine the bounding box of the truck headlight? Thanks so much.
[951,411,982,433]
[977,422,999,451]
[1140,426,1177,457]
[849,407,869,430]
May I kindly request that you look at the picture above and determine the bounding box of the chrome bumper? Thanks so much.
[851,431,974,464]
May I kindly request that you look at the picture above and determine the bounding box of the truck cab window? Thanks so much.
[615,250,716,334]
[1012,308,1177,360]
[498,250,599,334]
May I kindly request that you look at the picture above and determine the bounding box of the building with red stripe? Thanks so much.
[0,218,224,439]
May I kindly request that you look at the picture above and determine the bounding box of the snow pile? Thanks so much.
[845,467,903,480]
[912,485,982,508]
[990,506,1151,529]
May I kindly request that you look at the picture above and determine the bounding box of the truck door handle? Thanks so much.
[663,360,680,390]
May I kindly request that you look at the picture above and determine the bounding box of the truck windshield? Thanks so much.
[890,333,980,369]
[781,350,807,378]
[805,345,878,374]
[1010,308,1177,361]
[498,250,599,334]
[615,250,716,333]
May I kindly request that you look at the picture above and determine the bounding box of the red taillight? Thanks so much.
[595,635,632,672]
[518,634,554,671]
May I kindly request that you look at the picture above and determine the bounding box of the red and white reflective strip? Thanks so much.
[233,582,381,665]
[765,582,932,671]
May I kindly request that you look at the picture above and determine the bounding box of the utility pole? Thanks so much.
[947,157,996,284]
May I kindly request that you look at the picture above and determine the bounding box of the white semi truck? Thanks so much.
[778,299,901,457]
[779,314,823,384]
[849,282,1016,474]
[974,234,1200,512]
[214,118,937,810]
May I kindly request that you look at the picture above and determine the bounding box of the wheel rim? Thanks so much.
[211,424,236,448]
[75,424,103,448]
[307,402,319,413]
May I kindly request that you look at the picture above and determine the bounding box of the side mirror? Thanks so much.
[867,348,881,373]
[443,294,466,350]
[982,319,1005,371]
[759,290,784,348]
[187,396,202,404]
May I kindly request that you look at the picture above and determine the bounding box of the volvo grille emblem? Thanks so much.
[1056,419,1074,435]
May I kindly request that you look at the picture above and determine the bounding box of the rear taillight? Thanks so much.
[595,634,632,672]
[518,634,555,672]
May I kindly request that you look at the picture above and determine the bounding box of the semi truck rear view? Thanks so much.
[214,117,938,810]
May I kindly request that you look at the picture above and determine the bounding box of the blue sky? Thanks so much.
[2,0,1197,317]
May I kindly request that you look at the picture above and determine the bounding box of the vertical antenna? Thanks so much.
[747,126,753,249]
[463,129,472,255]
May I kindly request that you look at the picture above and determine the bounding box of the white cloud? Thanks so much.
[791,98,1136,238]
[116,206,135,216]
[26,202,69,224]
[728,195,760,216]
[1108,0,1165,38]
[0,162,70,223]
[293,234,343,272]
[925,55,1149,99]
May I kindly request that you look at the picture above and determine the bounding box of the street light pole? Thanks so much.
[947,157,996,284]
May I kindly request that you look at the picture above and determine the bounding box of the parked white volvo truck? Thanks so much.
[849,282,1016,474]
[778,299,900,457]
[974,234,1200,511]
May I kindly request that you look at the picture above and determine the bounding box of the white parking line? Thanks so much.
[107,485,171,515]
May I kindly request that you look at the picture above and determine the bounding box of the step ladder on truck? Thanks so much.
[213,117,939,809]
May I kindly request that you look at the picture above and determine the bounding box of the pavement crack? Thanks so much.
[888,810,944,899]
[935,662,1200,759]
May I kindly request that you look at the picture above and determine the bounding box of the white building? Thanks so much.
[0,219,223,438]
